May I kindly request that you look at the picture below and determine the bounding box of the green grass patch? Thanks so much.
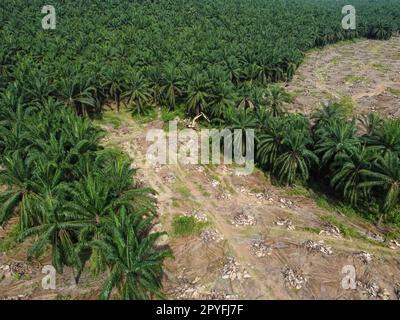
[385,226,400,241]
[171,198,182,208]
[250,186,264,194]
[369,63,388,72]
[174,181,192,198]
[93,111,123,128]
[330,57,340,65]
[314,195,335,211]
[301,226,321,234]
[131,107,158,124]
[283,184,311,197]
[161,106,186,123]
[172,215,208,237]
[195,182,211,197]
[344,75,370,84]
[339,95,357,116]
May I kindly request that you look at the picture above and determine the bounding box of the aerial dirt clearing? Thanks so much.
[286,37,400,118]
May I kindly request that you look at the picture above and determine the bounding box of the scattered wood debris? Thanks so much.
[279,197,296,209]
[162,174,176,184]
[186,210,208,222]
[282,267,307,290]
[303,240,333,255]
[354,251,373,264]
[222,257,251,282]
[255,193,267,201]
[171,276,209,299]
[216,192,232,200]
[217,165,232,175]
[275,217,295,230]
[209,179,220,188]
[250,240,272,258]
[10,262,34,278]
[0,293,31,300]
[357,281,390,300]
[231,210,256,227]
[195,165,205,173]
[319,224,342,238]
[0,264,11,278]
[366,231,385,242]
[209,290,238,300]
[200,229,224,244]
[389,239,400,250]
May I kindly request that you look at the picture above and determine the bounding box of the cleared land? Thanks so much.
[286,37,400,118]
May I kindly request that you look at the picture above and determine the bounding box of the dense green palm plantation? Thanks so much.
[253,98,400,226]
[0,97,170,298]
[57,77,96,117]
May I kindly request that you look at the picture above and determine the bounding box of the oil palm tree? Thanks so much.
[359,152,400,224]
[208,82,236,118]
[123,71,153,115]
[185,74,212,116]
[101,64,126,112]
[17,195,83,273]
[265,85,288,117]
[314,119,360,167]
[311,102,346,130]
[330,146,375,206]
[160,64,183,110]
[274,129,318,185]
[57,76,96,117]
[363,119,400,157]
[359,113,383,137]
[93,209,172,300]
[256,116,285,170]
[0,151,38,229]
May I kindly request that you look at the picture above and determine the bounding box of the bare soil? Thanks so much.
[286,37,400,118]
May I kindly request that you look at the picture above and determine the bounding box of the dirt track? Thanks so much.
[94,111,400,300]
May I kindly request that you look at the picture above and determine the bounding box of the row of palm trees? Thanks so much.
[1,0,399,118]
[220,102,400,224]
[0,94,172,299]
[15,62,293,120]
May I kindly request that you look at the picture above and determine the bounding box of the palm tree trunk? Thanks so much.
[377,212,385,226]
[116,92,120,112]
[74,265,84,285]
